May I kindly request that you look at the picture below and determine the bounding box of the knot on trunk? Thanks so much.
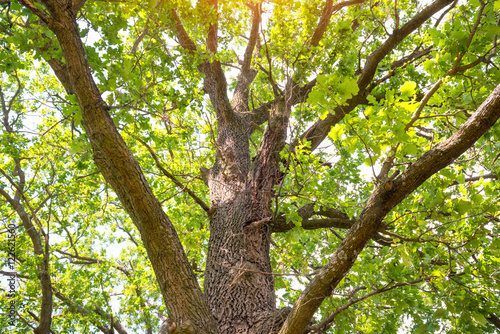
[159,319,195,334]
[252,307,292,333]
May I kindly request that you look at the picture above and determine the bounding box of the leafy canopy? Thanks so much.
[1,0,500,333]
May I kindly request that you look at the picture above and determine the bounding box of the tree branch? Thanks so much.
[171,2,233,124]
[405,2,488,132]
[54,249,99,264]
[488,314,500,329]
[232,1,262,113]
[312,277,434,333]
[309,0,366,49]
[170,9,197,52]
[206,0,218,54]
[300,0,455,152]
[53,289,128,334]
[26,310,57,334]
[271,204,391,246]
[128,132,210,213]
[130,19,149,55]
[18,0,50,24]
[272,204,355,232]
[0,80,53,334]
[278,83,500,334]
[72,0,87,15]
[0,270,29,279]
[20,2,219,332]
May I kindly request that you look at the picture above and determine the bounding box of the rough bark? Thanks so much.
[203,99,291,333]
[170,4,288,331]
[488,314,500,329]
[271,203,356,232]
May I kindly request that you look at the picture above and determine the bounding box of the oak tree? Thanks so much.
[1,0,500,333]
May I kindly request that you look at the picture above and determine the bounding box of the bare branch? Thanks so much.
[128,132,210,213]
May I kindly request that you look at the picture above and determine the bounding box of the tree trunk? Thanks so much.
[204,99,290,333]
[205,193,276,333]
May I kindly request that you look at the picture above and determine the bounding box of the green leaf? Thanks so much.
[328,124,345,141]
[454,199,473,215]
[471,311,488,326]
[403,143,418,156]
[337,78,359,102]
[400,81,417,99]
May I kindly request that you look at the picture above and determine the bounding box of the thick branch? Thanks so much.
[272,204,355,232]
[72,0,87,15]
[172,3,233,124]
[21,2,218,332]
[249,79,317,127]
[278,84,500,334]
[272,204,391,246]
[250,99,292,218]
[301,0,455,152]
[170,9,197,52]
[19,0,50,23]
[309,0,366,49]
[488,314,500,329]
[206,0,218,54]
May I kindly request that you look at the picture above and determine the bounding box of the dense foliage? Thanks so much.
[1,0,500,333]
